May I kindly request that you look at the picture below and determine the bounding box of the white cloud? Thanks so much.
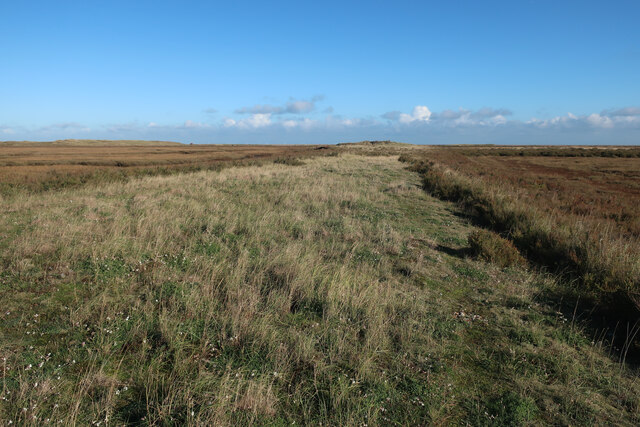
[528,112,579,128]
[398,105,432,123]
[224,113,272,129]
[282,118,317,130]
[490,114,508,125]
[8,103,639,146]
[385,106,510,127]
[586,113,614,128]
[528,110,640,129]
[324,115,376,129]
[245,114,271,128]
[614,115,640,125]
[440,108,511,126]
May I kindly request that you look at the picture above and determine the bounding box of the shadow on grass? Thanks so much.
[435,244,470,259]
[533,283,640,366]
[447,201,640,366]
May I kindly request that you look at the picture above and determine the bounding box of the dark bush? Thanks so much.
[468,229,526,268]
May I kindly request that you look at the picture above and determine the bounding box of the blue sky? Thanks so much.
[1,0,639,144]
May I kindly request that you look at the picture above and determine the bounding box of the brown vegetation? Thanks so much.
[397,146,640,318]
[468,229,526,268]
[0,140,332,195]
[424,147,640,237]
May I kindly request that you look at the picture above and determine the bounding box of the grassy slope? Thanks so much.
[0,155,638,425]
[400,153,640,318]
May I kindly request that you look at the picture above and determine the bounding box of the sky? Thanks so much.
[1,0,639,145]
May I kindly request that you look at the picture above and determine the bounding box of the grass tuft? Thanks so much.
[468,229,526,268]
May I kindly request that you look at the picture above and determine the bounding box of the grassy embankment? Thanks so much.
[397,147,640,320]
[1,153,639,425]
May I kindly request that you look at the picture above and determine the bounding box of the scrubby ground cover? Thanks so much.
[384,145,640,326]
[421,147,640,237]
[1,154,639,425]
[0,141,327,196]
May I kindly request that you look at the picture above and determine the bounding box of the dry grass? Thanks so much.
[468,229,526,268]
[383,146,640,328]
[1,153,639,424]
[1,139,184,147]
[0,141,332,195]
[422,147,640,237]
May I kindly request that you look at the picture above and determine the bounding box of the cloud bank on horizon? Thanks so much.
[3,99,640,145]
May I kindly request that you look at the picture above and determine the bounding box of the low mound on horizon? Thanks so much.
[337,140,412,146]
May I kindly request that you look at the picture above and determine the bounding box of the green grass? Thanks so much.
[0,155,638,425]
[402,156,640,318]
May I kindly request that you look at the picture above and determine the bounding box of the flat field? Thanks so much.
[424,146,640,237]
[1,142,639,425]
[0,140,328,195]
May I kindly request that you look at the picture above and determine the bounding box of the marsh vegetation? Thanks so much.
[1,143,639,425]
